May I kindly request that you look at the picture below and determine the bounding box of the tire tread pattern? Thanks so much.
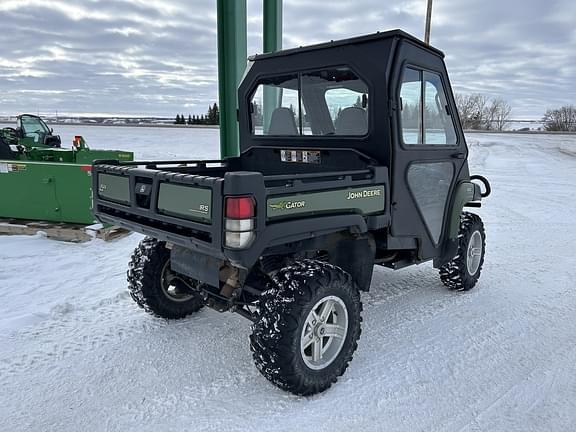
[127,237,203,319]
[439,212,486,291]
[250,260,362,396]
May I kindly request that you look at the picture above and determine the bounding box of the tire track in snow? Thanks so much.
[0,291,159,377]
[352,265,576,431]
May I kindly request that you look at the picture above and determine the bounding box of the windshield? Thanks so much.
[250,67,369,136]
[19,115,50,141]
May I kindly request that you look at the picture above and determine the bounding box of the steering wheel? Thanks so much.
[1,127,18,143]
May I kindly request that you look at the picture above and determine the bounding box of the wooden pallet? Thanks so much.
[0,219,131,242]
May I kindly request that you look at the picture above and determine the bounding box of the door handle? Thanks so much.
[451,152,465,159]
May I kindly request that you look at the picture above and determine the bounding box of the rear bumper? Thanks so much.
[95,206,226,260]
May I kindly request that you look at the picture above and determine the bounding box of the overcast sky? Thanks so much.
[0,0,574,119]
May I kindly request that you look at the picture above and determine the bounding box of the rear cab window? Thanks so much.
[250,67,369,137]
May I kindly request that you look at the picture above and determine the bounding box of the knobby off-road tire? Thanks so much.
[440,212,486,291]
[250,260,362,396]
[127,237,204,319]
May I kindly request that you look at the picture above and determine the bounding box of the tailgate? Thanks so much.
[93,162,224,255]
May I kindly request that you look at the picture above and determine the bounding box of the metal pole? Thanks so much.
[424,0,433,44]
[262,0,283,133]
[263,0,282,53]
[217,0,247,158]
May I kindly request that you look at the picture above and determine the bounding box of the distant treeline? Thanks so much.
[175,103,219,125]
[456,94,576,132]
[541,105,576,132]
[176,98,575,132]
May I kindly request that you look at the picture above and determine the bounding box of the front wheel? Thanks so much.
[440,212,486,291]
[250,260,362,396]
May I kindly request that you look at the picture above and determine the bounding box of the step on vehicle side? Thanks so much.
[92,30,491,396]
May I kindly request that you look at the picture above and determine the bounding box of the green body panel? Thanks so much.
[157,183,212,223]
[217,0,247,158]
[447,182,475,239]
[0,138,133,224]
[97,174,131,205]
[75,150,133,164]
[16,148,133,164]
[19,137,38,148]
[17,148,76,163]
[0,160,94,224]
[1,115,134,224]
[267,185,385,220]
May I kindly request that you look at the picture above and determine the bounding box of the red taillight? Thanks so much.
[224,196,256,249]
[225,196,255,219]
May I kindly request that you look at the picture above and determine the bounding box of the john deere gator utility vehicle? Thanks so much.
[92,30,491,395]
[0,114,133,224]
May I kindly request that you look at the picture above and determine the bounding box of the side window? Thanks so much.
[400,67,457,145]
[423,71,457,145]
[400,68,422,144]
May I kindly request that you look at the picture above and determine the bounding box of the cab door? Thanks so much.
[389,45,468,260]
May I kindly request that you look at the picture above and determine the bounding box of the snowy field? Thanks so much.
[1,128,576,431]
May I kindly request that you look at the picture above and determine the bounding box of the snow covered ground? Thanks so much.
[1,129,575,431]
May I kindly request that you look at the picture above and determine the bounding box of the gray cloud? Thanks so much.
[0,0,574,118]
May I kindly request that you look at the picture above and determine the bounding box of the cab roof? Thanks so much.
[248,29,445,61]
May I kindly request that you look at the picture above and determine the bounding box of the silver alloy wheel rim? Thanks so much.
[467,231,483,276]
[300,295,349,370]
[160,261,196,302]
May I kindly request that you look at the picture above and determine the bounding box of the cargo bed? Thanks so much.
[93,153,389,267]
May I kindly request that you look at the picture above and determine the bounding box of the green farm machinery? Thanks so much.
[0,114,133,225]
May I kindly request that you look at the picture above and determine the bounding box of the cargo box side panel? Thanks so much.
[267,185,386,220]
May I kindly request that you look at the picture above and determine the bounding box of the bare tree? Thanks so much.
[487,98,512,131]
[455,93,476,130]
[542,105,576,132]
[455,93,511,131]
[455,93,489,130]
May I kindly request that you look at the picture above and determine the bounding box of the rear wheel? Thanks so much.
[127,237,204,319]
[440,212,486,291]
[250,260,362,396]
